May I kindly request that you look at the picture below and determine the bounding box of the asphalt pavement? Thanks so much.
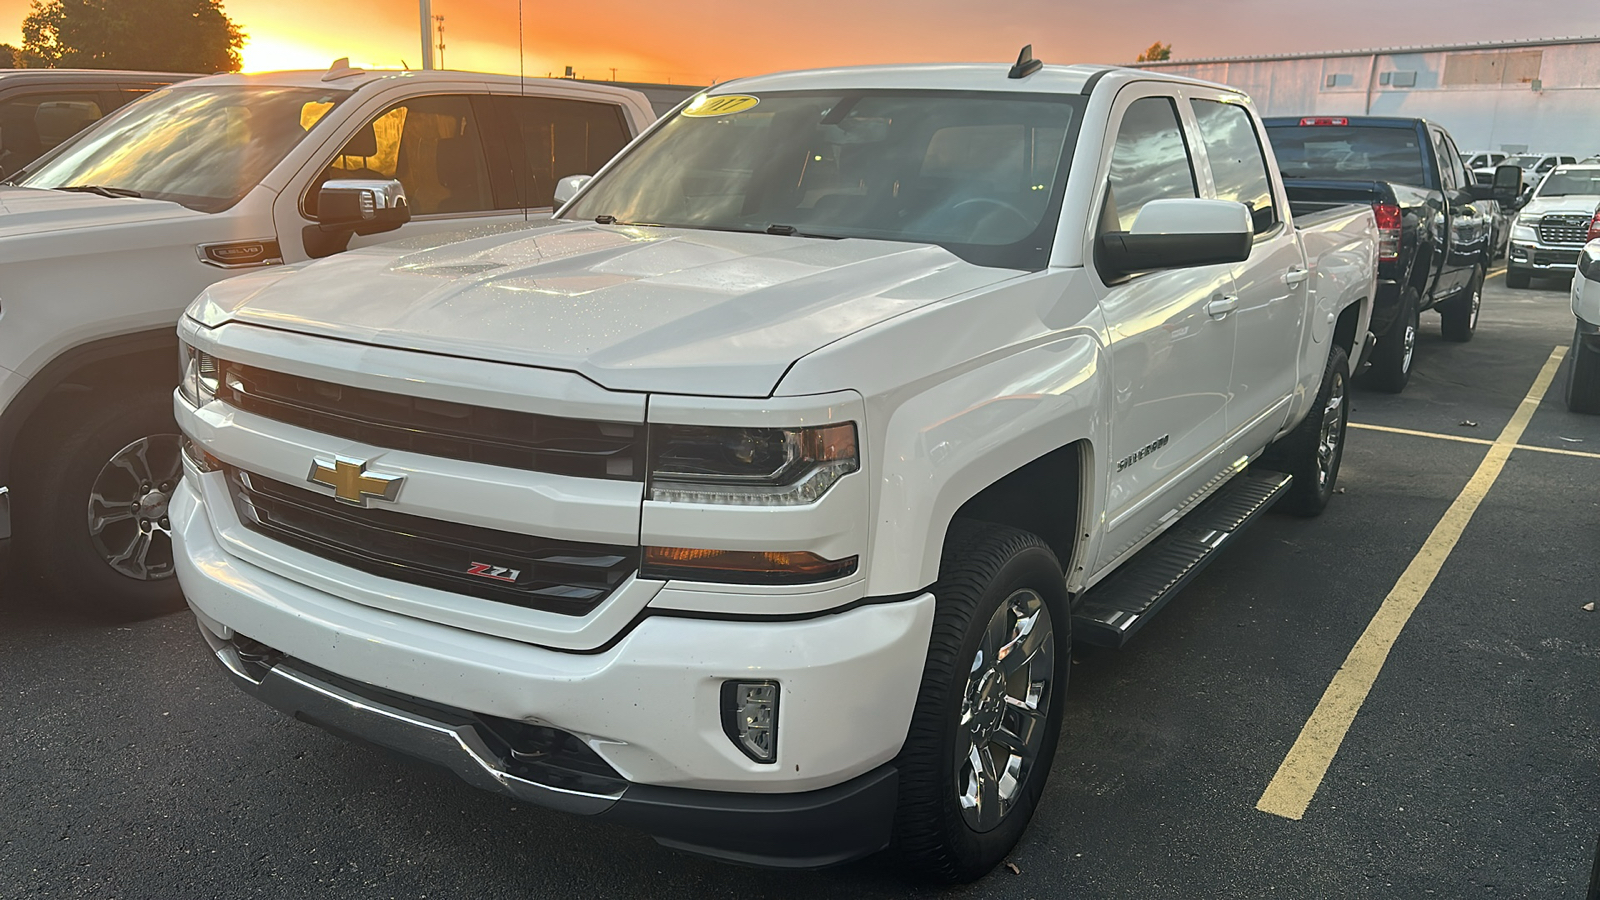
[2,270,1597,899]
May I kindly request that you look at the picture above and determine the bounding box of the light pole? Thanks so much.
[419,0,434,70]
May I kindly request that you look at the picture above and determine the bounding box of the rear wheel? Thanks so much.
[15,386,186,619]
[1566,326,1600,414]
[1262,345,1350,516]
[1505,266,1531,290]
[1365,288,1419,393]
[1440,267,1483,342]
[894,521,1068,883]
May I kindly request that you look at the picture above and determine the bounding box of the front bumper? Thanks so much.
[172,476,935,865]
[1509,241,1583,273]
[197,621,901,867]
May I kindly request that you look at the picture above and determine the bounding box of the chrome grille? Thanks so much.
[215,360,644,481]
[1537,214,1592,246]
[227,467,637,615]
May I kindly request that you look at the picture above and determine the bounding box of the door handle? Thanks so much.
[1283,266,1310,286]
[1206,294,1239,318]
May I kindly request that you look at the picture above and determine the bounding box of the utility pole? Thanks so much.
[419,0,434,70]
[434,15,445,70]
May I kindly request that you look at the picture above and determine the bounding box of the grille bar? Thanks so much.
[227,467,637,615]
[216,360,644,481]
[1537,215,1591,246]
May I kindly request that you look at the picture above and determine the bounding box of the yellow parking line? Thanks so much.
[1349,422,1600,459]
[1349,422,1494,446]
[1256,344,1568,821]
[1486,265,1507,279]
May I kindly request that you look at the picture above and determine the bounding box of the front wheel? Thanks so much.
[1567,326,1600,414]
[15,387,186,619]
[1440,267,1483,342]
[1262,344,1350,516]
[893,521,1069,883]
[1505,267,1531,290]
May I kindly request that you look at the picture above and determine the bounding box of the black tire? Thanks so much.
[893,520,1069,883]
[1440,266,1483,342]
[1364,288,1419,393]
[1505,267,1531,290]
[1567,326,1600,414]
[1261,344,1350,517]
[14,386,186,619]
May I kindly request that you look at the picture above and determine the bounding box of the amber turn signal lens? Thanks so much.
[642,546,858,585]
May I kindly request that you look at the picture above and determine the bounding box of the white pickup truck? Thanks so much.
[0,64,653,615]
[171,55,1376,879]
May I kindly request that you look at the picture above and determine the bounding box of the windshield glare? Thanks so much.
[1536,170,1600,197]
[566,91,1082,270]
[21,85,349,213]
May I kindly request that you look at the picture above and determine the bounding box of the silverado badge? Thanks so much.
[308,456,404,506]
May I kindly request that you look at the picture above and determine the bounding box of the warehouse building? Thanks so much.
[1134,36,1600,157]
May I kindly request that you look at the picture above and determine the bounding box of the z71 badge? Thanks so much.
[466,563,521,583]
[1117,434,1170,471]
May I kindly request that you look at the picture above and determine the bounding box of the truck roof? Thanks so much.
[178,67,654,104]
[0,69,196,84]
[707,63,1245,99]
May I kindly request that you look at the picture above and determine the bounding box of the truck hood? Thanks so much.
[1517,195,1600,220]
[196,222,1020,396]
[0,186,203,239]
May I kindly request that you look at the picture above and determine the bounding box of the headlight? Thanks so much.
[1511,223,1538,242]
[178,342,219,407]
[647,423,859,505]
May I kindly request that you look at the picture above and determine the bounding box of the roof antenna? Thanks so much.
[1009,44,1043,79]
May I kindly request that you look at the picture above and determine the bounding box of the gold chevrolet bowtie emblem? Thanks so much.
[307,456,403,506]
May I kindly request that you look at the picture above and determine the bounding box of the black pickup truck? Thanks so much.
[1262,116,1520,392]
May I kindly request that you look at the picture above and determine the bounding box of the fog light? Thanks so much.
[721,680,779,763]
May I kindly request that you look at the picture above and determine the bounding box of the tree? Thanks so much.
[0,43,19,68]
[21,0,244,73]
[1136,41,1173,63]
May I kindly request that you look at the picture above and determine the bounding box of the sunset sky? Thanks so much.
[1,0,1597,84]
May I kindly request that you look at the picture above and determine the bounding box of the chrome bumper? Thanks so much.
[1509,242,1583,271]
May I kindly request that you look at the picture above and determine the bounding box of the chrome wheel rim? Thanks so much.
[1317,369,1347,489]
[1469,287,1481,331]
[87,434,182,581]
[1401,316,1417,373]
[955,588,1055,833]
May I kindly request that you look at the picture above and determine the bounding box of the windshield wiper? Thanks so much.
[56,185,142,199]
[765,223,840,239]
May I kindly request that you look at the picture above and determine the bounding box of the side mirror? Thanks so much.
[1099,199,1253,278]
[553,174,592,207]
[304,178,410,258]
[1469,164,1523,203]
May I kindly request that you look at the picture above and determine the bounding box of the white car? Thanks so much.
[1465,150,1508,171]
[172,56,1376,879]
[1478,152,1579,193]
[1505,164,1600,288]
[0,63,654,616]
[1569,239,1600,411]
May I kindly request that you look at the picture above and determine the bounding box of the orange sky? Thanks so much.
[1,0,1597,85]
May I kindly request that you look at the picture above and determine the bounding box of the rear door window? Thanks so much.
[496,95,631,209]
[1103,96,1197,232]
[1192,99,1277,234]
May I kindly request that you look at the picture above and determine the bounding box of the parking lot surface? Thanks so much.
[3,272,1597,899]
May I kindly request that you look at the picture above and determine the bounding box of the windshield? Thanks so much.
[1536,170,1600,197]
[565,90,1083,270]
[20,85,350,213]
[1503,154,1542,168]
[1265,125,1427,185]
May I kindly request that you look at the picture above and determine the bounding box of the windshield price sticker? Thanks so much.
[683,95,761,117]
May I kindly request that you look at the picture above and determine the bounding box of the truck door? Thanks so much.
[1430,127,1475,298]
[1091,90,1240,569]
[1188,93,1302,448]
[275,89,530,260]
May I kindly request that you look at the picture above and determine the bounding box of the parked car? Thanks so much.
[1263,115,1519,392]
[1465,150,1508,170]
[1569,237,1600,411]
[0,62,654,616]
[170,57,1378,880]
[1505,164,1600,288]
[0,69,192,178]
[1479,152,1578,193]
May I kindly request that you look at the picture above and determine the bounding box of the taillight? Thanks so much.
[1589,208,1599,241]
[1299,116,1349,126]
[1372,203,1402,261]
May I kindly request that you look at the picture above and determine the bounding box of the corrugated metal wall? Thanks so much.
[1141,40,1600,156]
